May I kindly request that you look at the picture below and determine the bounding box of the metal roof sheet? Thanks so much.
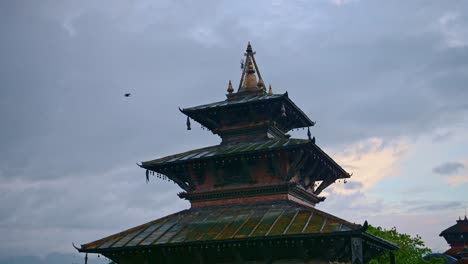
[142,138,310,167]
[183,94,284,112]
[80,201,360,251]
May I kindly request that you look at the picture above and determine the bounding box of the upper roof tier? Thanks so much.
[180,92,315,138]
[180,43,315,144]
[440,216,468,235]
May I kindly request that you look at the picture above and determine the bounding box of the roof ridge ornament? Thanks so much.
[227,80,234,94]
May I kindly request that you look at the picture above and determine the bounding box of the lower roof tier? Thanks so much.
[78,200,393,253]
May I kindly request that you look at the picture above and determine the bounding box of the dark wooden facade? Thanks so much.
[440,216,468,262]
[76,43,397,263]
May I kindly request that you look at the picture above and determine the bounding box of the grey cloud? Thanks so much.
[432,131,454,142]
[433,161,465,175]
[343,181,363,190]
[404,200,463,213]
[1,0,468,259]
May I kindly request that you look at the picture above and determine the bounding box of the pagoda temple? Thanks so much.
[75,43,397,263]
[440,216,468,262]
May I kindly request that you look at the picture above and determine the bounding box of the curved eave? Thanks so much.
[282,93,316,128]
[361,232,399,251]
[77,227,398,254]
[305,142,351,178]
[139,140,350,181]
[180,93,315,131]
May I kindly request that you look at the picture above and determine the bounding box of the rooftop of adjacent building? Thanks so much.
[440,215,468,236]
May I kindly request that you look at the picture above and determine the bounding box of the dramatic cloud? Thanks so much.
[1,1,468,262]
[328,137,409,194]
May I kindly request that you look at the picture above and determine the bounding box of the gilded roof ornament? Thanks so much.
[268,84,273,95]
[257,78,265,89]
[227,80,234,94]
[244,59,258,89]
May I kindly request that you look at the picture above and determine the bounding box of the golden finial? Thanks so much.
[246,41,253,53]
[268,84,273,95]
[244,59,257,89]
[227,80,234,94]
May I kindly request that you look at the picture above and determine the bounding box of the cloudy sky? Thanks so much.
[1,0,468,263]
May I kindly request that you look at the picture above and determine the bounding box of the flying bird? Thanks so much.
[124,93,131,97]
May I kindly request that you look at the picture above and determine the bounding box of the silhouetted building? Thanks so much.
[440,216,468,263]
[75,43,397,264]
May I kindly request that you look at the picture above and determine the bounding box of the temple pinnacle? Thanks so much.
[246,41,253,53]
[268,84,273,95]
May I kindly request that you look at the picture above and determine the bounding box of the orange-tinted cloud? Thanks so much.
[327,137,410,195]
[446,160,468,185]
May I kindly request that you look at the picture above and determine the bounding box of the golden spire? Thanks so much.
[227,80,234,94]
[237,41,265,93]
[244,58,257,89]
[268,84,273,95]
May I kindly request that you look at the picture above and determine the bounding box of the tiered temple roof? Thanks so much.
[76,43,397,264]
[440,216,468,259]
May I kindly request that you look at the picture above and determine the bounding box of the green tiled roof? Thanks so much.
[80,201,359,252]
[142,138,311,167]
[182,94,284,112]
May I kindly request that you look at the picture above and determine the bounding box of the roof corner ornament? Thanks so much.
[268,84,273,95]
[227,80,234,94]
[362,220,369,230]
[186,116,191,130]
[72,242,80,250]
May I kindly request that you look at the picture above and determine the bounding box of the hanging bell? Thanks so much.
[186,116,191,130]
[307,127,311,140]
